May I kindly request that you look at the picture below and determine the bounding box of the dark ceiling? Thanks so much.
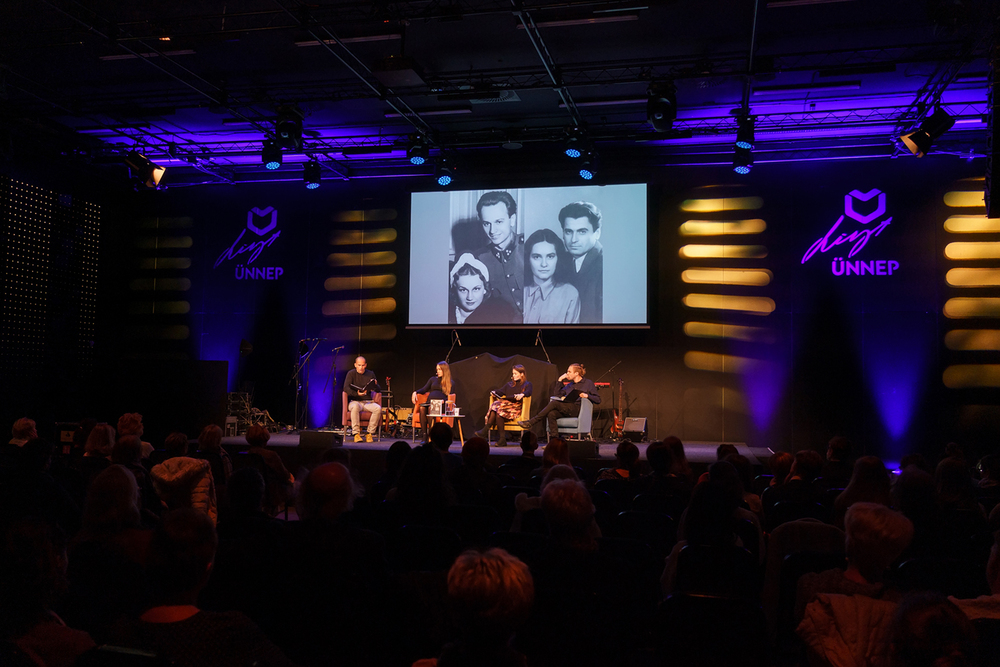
[0,0,995,186]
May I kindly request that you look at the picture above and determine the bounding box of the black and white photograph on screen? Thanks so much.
[522,228,580,324]
[408,183,646,326]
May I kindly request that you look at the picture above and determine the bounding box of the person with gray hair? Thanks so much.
[795,502,914,621]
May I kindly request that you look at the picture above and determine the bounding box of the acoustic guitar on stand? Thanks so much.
[611,378,625,439]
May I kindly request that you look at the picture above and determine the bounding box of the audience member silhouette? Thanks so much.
[111,508,298,667]
[888,592,977,667]
[64,465,150,642]
[0,518,95,665]
[821,435,854,489]
[429,422,463,472]
[832,456,892,528]
[450,437,500,505]
[639,439,693,503]
[795,502,913,622]
[278,463,388,667]
[150,432,217,524]
[665,436,693,481]
[413,548,534,667]
[112,435,160,520]
[389,444,456,527]
[116,413,153,459]
[597,440,640,481]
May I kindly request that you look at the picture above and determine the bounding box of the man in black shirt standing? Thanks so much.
[345,356,381,443]
[518,363,600,441]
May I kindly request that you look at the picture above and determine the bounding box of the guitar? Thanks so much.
[611,378,625,439]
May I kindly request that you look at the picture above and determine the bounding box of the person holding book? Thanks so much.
[345,356,381,443]
[518,363,600,441]
[476,364,533,447]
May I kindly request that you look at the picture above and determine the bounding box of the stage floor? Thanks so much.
[222,431,773,466]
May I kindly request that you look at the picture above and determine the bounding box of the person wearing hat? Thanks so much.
[449,253,521,325]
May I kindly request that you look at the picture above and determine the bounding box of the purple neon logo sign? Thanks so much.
[214,206,284,280]
[801,188,898,276]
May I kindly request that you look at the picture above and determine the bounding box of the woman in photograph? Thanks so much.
[476,364,533,447]
[411,361,453,441]
[448,253,520,325]
[522,229,580,324]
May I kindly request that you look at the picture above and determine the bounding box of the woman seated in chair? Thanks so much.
[411,361,452,441]
[476,364,532,447]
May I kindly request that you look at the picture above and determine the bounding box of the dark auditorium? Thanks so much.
[4,1,1000,666]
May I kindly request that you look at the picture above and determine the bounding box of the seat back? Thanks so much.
[557,396,593,438]
[342,391,382,428]
[655,594,769,667]
[676,543,759,600]
[412,392,457,429]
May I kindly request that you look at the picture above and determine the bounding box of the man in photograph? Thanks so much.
[475,191,524,316]
[559,201,603,323]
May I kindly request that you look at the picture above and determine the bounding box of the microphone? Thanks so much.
[331,345,344,351]
[453,330,462,346]
[535,329,541,346]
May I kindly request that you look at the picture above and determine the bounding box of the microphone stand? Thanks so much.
[534,329,551,364]
[290,339,324,431]
[445,329,462,363]
[323,345,345,429]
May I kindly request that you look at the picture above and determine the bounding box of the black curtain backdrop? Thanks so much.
[449,353,559,438]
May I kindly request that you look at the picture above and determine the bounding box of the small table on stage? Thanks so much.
[423,407,465,446]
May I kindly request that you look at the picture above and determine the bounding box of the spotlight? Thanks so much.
[647,83,677,132]
[407,137,428,165]
[736,116,755,150]
[275,107,303,150]
[733,147,753,175]
[900,107,955,157]
[564,127,585,158]
[578,151,597,180]
[124,151,165,188]
[304,160,321,189]
[435,157,455,187]
[262,140,282,170]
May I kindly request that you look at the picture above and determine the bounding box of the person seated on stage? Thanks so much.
[111,508,297,667]
[596,440,640,481]
[413,548,534,667]
[794,502,913,623]
[150,432,218,525]
[411,361,452,442]
[448,253,520,325]
[476,364,533,447]
[517,363,601,441]
[345,355,381,443]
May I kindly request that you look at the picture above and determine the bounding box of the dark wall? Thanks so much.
[5,155,992,460]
